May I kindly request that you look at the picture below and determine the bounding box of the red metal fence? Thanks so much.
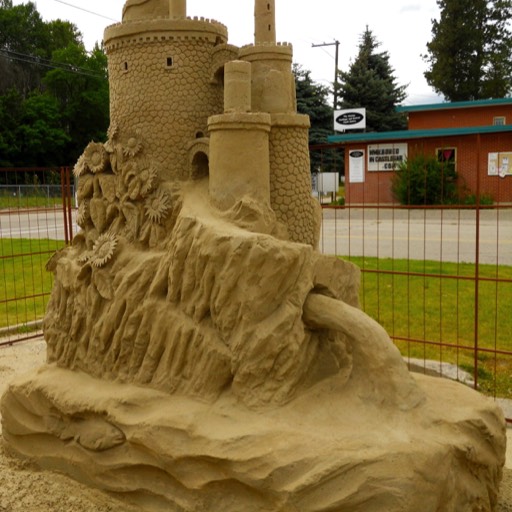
[1,159,511,422]
[0,167,73,345]
[312,142,512,423]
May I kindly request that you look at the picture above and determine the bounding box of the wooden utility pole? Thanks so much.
[312,40,340,110]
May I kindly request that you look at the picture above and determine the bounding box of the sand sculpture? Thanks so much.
[1,1,507,510]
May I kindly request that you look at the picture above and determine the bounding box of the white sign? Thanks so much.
[368,143,407,171]
[334,108,366,131]
[349,149,365,183]
[316,172,339,193]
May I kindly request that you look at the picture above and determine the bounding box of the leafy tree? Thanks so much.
[336,27,407,132]
[17,92,70,166]
[424,0,512,101]
[43,42,109,162]
[0,88,23,166]
[391,154,458,205]
[0,1,82,95]
[0,1,108,167]
[0,1,49,94]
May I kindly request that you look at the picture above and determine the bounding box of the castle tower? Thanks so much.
[254,0,276,44]
[104,0,231,181]
[236,0,321,247]
[169,0,186,18]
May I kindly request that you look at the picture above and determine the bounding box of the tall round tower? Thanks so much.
[236,0,320,248]
[103,0,230,181]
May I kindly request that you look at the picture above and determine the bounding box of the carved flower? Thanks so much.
[122,133,143,158]
[144,190,171,224]
[76,200,90,227]
[77,250,92,264]
[84,142,108,174]
[139,166,158,197]
[73,154,87,177]
[90,232,118,268]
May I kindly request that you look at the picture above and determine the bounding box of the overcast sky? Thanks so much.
[24,0,443,105]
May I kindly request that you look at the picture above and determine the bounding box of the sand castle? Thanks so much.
[1,1,507,510]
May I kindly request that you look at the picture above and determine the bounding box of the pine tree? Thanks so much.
[336,27,407,132]
[424,0,512,101]
[294,64,333,146]
[293,64,339,172]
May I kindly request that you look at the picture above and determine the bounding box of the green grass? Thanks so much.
[344,256,512,398]
[0,194,71,209]
[0,238,65,331]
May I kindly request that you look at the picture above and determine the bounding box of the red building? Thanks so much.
[327,98,512,204]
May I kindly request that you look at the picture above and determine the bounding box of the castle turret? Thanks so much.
[169,0,186,18]
[208,61,271,210]
[254,0,276,44]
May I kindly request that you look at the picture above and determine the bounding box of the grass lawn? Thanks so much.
[0,238,65,332]
[0,195,71,210]
[344,256,512,398]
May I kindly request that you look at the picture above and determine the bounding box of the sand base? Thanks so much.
[1,363,507,512]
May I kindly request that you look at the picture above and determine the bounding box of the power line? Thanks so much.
[51,0,119,22]
[0,51,107,80]
[2,49,105,77]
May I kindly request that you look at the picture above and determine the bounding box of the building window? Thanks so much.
[437,147,457,173]
[166,57,174,68]
[123,61,128,72]
[493,116,506,126]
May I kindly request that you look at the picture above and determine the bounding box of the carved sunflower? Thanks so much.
[90,232,118,268]
[84,142,108,174]
[76,200,90,227]
[144,190,171,224]
[122,134,143,158]
[73,154,87,177]
[139,166,158,197]
[77,250,92,264]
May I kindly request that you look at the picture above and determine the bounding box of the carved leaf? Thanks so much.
[90,198,107,233]
[99,175,117,203]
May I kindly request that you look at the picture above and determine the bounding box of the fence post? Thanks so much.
[473,134,481,390]
[60,167,70,245]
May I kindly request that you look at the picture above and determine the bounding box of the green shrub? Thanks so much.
[330,196,345,206]
[462,193,494,206]
[391,154,458,205]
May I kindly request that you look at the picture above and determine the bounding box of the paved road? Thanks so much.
[320,208,512,265]
[0,209,77,241]
[2,207,512,266]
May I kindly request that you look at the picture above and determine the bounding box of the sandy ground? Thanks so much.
[0,337,511,512]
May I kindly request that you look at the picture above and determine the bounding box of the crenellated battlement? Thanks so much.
[240,42,293,50]
[239,42,293,64]
[104,17,228,50]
